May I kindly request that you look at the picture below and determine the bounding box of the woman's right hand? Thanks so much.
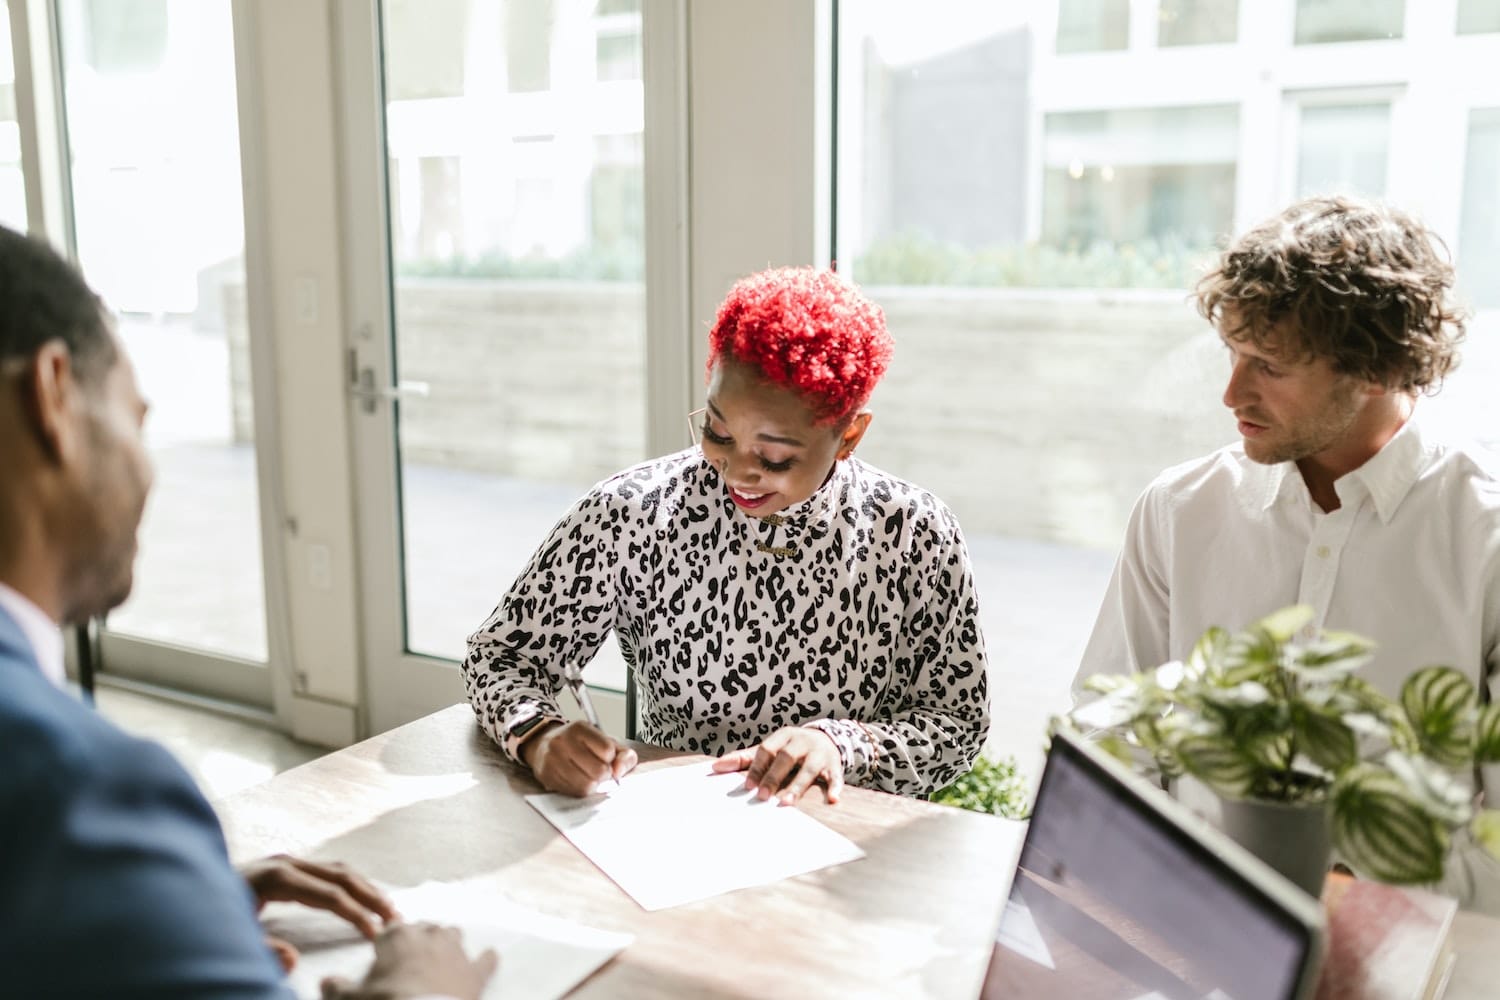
[522,720,638,796]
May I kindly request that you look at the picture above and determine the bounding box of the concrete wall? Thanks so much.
[228,281,1500,554]
[860,287,1231,549]
[227,279,1239,550]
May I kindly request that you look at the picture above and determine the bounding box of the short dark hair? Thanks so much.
[0,225,114,384]
[1195,196,1464,393]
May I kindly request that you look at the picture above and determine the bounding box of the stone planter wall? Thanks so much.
[227,280,1495,549]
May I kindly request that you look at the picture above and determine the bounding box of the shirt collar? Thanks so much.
[1255,414,1432,523]
[0,581,66,688]
[1344,415,1432,524]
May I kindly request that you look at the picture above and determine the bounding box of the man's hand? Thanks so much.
[320,922,498,1000]
[239,855,397,970]
[712,726,844,805]
[523,720,638,796]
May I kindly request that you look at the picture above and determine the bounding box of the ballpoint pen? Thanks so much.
[563,661,602,730]
[564,662,620,792]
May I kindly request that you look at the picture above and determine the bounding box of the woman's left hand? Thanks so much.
[711,727,844,805]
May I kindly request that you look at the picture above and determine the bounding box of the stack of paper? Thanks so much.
[526,760,866,910]
[261,880,632,1000]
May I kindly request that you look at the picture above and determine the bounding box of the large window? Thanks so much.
[0,0,26,230]
[1459,0,1500,35]
[1158,0,1239,46]
[1460,109,1500,309]
[838,0,1500,769]
[1295,100,1391,199]
[1056,0,1130,53]
[1042,105,1237,284]
[378,0,646,679]
[58,0,267,664]
[1294,0,1405,44]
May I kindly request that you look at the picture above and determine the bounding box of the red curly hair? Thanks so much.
[706,267,893,424]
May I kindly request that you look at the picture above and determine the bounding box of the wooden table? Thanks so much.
[216,705,1014,999]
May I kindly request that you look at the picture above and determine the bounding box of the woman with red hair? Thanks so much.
[463,267,990,803]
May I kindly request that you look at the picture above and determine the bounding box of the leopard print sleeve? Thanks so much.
[461,486,621,763]
[805,499,990,795]
[462,451,992,797]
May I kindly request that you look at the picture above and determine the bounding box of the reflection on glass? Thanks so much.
[1042,105,1237,279]
[838,1,1499,772]
[1296,102,1390,199]
[0,0,27,230]
[1294,0,1405,43]
[57,0,266,662]
[1056,0,1129,53]
[1158,0,1239,47]
[1459,109,1500,308]
[1458,0,1500,35]
[380,0,646,680]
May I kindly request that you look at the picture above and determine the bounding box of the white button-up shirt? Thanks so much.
[0,580,65,689]
[1076,415,1500,910]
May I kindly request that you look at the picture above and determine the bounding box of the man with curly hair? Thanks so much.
[463,266,990,804]
[1075,195,1500,909]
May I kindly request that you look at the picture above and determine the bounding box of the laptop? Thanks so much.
[980,725,1326,1000]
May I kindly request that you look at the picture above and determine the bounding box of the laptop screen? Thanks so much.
[981,728,1323,1000]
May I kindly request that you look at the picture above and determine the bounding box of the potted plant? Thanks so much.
[1070,605,1500,894]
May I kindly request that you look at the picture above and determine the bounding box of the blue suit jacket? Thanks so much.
[0,605,291,998]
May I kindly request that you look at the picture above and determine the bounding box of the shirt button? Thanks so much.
[1316,545,1331,558]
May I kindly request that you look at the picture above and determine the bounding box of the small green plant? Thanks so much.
[931,754,1031,819]
[1071,605,1500,885]
[396,242,644,282]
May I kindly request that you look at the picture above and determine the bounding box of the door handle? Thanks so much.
[349,362,430,414]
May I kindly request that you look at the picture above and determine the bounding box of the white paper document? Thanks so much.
[526,761,866,910]
[261,880,631,1000]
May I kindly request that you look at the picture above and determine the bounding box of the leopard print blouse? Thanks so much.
[462,448,990,797]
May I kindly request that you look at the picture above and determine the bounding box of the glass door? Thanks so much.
[53,0,271,706]
[344,0,689,734]
[0,0,26,230]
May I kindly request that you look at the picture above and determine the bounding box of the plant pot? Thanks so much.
[1216,794,1333,899]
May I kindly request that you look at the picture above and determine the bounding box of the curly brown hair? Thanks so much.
[1196,195,1464,393]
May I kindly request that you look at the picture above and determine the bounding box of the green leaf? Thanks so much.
[930,755,1031,819]
[1473,809,1500,862]
[1256,605,1315,644]
[1149,660,1185,692]
[1475,703,1500,764]
[1332,765,1449,884]
[1293,706,1358,772]
[1401,666,1477,768]
[1200,681,1272,709]
[1286,632,1376,682]
[1082,673,1140,696]
[1186,627,1229,680]
[1380,750,1474,828]
[1175,733,1257,798]
[1244,730,1293,772]
[1071,685,1152,731]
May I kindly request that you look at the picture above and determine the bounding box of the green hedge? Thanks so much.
[930,755,1031,819]
[853,231,1216,290]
